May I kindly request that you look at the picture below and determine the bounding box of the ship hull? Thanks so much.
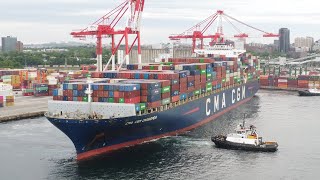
[47,80,259,160]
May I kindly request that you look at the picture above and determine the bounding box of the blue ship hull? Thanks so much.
[47,80,259,160]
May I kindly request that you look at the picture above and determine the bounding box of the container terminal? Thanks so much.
[1,0,320,160]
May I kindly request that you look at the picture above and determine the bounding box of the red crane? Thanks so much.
[71,0,145,72]
[169,10,279,54]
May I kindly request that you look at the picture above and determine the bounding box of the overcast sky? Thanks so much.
[0,0,318,45]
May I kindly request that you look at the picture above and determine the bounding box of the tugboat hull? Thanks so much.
[298,90,320,96]
[211,136,278,152]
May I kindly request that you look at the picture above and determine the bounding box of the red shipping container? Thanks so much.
[98,91,104,97]
[114,91,120,98]
[103,91,109,97]
[180,77,187,84]
[125,96,141,104]
[124,90,140,98]
[63,90,68,96]
[171,96,180,102]
[187,76,195,82]
[77,97,83,101]
[171,84,180,91]
[147,101,162,108]
[93,91,98,97]
[159,80,171,87]
[114,97,119,103]
[93,97,99,102]
[187,87,195,92]
[162,92,171,99]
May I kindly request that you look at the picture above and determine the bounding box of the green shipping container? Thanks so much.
[140,103,146,111]
[194,90,200,95]
[222,79,226,83]
[36,87,48,91]
[207,73,212,78]
[161,98,171,105]
[119,98,125,103]
[83,97,88,102]
[206,86,212,92]
[206,82,211,89]
[161,86,171,94]
[25,89,33,93]
[108,98,114,103]
[201,70,206,75]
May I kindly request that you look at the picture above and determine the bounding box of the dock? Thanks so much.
[260,86,305,91]
[0,95,51,123]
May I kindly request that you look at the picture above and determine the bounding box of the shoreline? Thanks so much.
[260,86,305,92]
[0,112,45,123]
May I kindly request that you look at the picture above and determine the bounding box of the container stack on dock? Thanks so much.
[33,83,49,97]
[260,74,320,90]
[0,96,3,108]
[5,96,14,107]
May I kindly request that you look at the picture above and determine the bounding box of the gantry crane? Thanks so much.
[169,10,279,54]
[71,0,145,72]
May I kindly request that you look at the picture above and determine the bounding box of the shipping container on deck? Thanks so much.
[259,75,268,86]
[287,77,298,88]
[298,80,309,89]
[277,77,288,88]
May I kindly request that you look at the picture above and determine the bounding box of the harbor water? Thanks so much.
[1,90,320,180]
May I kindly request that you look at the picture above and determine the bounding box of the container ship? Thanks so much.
[45,44,260,160]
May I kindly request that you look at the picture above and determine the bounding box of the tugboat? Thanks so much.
[298,88,320,96]
[211,120,278,152]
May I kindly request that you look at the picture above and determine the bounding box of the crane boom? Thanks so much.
[169,10,279,54]
[71,0,145,72]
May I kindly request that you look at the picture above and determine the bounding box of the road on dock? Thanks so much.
[0,95,51,122]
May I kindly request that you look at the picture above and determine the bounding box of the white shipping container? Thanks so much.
[309,84,319,88]
[278,79,288,83]
[50,73,60,77]
[249,59,254,66]
[227,61,234,65]
[174,65,183,71]
[110,79,127,83]
[58,89,63,96]
[49,79,58,85]
[28,72,37,78]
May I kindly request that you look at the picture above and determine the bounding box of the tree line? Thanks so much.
[0,47,111,68]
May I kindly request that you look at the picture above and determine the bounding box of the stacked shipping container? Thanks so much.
[5,96,14,107]
[259,74,320,89]
[52,56,258,111]
[0,96,3,107]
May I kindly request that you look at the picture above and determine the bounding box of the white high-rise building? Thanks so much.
[294,36,314,52]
